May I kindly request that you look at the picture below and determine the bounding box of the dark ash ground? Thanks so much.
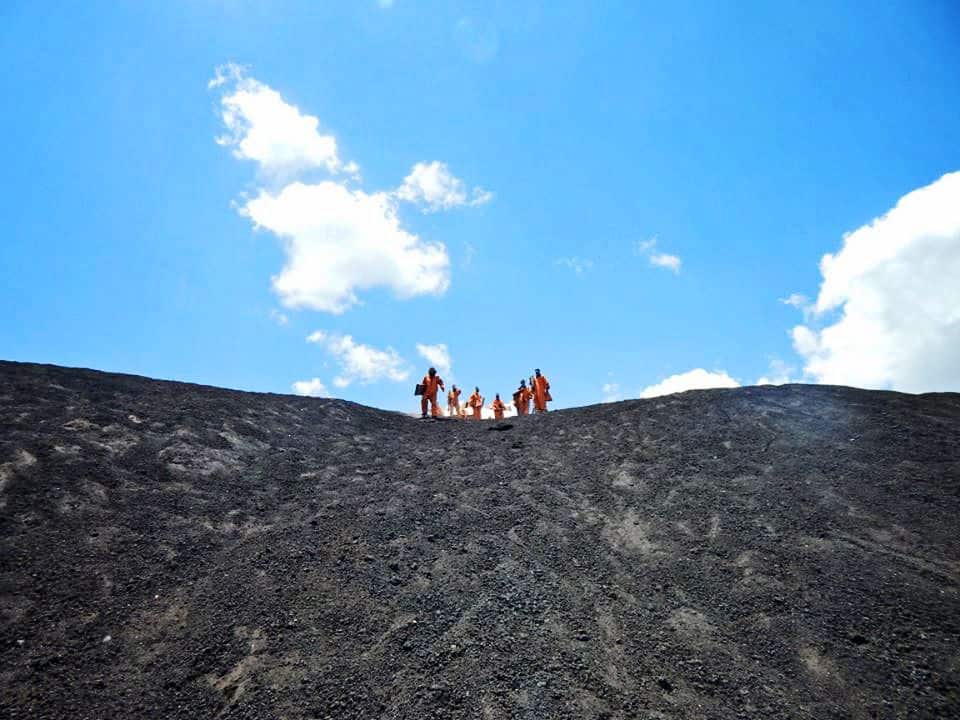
[1,360,959,719]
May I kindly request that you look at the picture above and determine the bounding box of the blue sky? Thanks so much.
[2,1,959,412]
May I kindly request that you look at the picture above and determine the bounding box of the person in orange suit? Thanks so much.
[492,394,506,420]
[468,387,484,420]
[532,368,551,413]
[420,367,445,418]
[514,379,531,415]
[447,385,462,418]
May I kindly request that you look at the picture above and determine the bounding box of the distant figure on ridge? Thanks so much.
[447,384,462,418]
[513,379,531,415]
[532,368,551,413]
[420,367,445,418]
[492,394,506,420]
[468,386,484,420]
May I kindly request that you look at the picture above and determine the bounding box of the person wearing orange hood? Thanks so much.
[468,387,484,420]
[419,367,445,418]
[513,379,532,415]
[447,385,462,418]
[532,368,551,413]
[492,394,506,420]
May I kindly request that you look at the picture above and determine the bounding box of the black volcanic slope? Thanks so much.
[1,362,959,720]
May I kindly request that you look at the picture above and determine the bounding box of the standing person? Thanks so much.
[468,386,484,420]
[492,394,506,420]
[532,368,551,413]
[447,385,462,418]
[514,379,531,416]
[419,367,445,418]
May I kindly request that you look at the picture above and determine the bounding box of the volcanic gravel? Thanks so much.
[1,360,959,719]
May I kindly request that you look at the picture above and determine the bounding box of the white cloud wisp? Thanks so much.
[307,331,409,387]
[601,382,622,403]
[635,237,682,274]
[756,358,797,386]
[416,343,453,378]
[556,257,593,274]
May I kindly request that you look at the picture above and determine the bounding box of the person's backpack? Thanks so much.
[414,384,425,396]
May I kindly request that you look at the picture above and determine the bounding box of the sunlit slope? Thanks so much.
[1,360,958,720]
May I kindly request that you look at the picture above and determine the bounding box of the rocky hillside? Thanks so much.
[1,360,959,719]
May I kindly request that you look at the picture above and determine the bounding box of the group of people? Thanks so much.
[418,367,551,419]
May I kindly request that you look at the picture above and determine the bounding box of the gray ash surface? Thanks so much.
[1,360,959,719]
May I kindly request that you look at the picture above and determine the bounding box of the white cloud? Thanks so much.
[291,378,329,397]
[395,161,492,213]
[780,293,809,308]
[634,237,657,254]
[416,343,452,377]
[635,236,682,273]
[307,331,409,386]
[462,241,476,269]
[214,67,493,315]
[212,64,347,179]
[639,369,739,398]
[243,181,450,313]
[649,252,682,273]
[791,326,819,357]
[756,358,797,386]
[601,382,621,403]
[791,171,960,393]
[556,257,593,274]
[269,309,289,326]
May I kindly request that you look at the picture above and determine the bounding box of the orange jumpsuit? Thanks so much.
[447,388,462,417]
[533,374,550,413]
[420,374,444,417]
[468,391,483,420]
[515,387,532,415]
[492,398,505,420]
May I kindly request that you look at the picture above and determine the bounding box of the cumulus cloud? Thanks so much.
[635,237,682,274]
[639,369,739,398]
[395,161,492,213]
[601,382,622,403]
[791,171,960,393]
[291,378,329,397]
[212,67,493,315]
[416,343,452,377]
[306,331,409,387]
[243,181,450,313]
[212,63,346,178]
[556,257,593,274]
